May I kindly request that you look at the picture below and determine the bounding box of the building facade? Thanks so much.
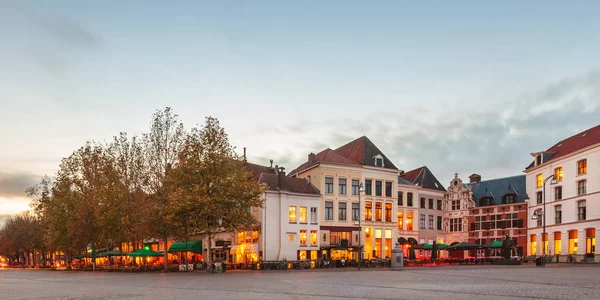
[443,174,475,245]
[290,136,400,260]
[526,125,600,262]
[399,166,446,246]
[466,174,528,257]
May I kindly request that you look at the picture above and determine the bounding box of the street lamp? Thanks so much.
[527,174,557,266]
[358,182,365,271]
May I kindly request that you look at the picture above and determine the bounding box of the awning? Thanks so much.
[397,237,408,245]
[407,237,418,245]
[127,249,163,257]
[414,243,432,250]
[168,240,202,254]
[447,242,481,250]
[97,250,127,257]
[230,243,257,255]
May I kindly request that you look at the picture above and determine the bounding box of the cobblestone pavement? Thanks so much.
[1,264,599,300]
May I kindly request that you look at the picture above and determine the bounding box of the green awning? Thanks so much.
[97,250,128,257]
[168,240,202,254]
[482,240,503,248]
[127,249,163,257]
[414,243,432,250]
[437,243,449,249]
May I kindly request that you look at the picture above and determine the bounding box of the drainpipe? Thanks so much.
[277,192,282,261]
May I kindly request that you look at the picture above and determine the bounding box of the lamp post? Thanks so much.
[528,174,557,266]
[358,182,365,271]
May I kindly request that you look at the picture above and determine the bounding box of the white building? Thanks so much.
[443,174,475,244]
[231,162,321,264]
[526,125,600,262]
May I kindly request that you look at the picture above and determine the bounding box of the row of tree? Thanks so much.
[0,108,265,269]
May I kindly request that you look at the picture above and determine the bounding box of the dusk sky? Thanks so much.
[1,1,600,217]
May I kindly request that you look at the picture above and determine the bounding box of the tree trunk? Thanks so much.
[207,234,212,264]
[163,233,168,271]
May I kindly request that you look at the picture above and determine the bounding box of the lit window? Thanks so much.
[554,232,561,255]
[406,212,413,230]
[554,167,563,182]
[530,235,537,256]
[300,230,307,245]
[577,159,587,175]
[385,203,392,222]
[365,202,372,221]
[375,202,382,221]
[310,230,317,246]
[397,211,403,230]
[536,174,543,188]
[289,206,297,223]
[569,230,578,254]
[299,207,307,224]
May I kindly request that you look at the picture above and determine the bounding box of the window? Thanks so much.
[310,207,317,223]
[578,180,586,195]
[536,174,543,188]
[325,202,333,221]
[530,235,537,256]
[419,214,426,229]
[586,228,595,255]
[385,203,392,222]
[420,198,426,209]
[325,177,334,194]
[503,195,515,204]
[406,212,413,230]
[289,206,297,223]
[288,235,294,241]
[577,159,587,175]
[338,202,347,221]
[330,232,350,245]
[428,215,434,229]
[397,212,403,230]
[451,200,460,210]
[352,180,360,195]
[352,203,359,221]
[555,205,562,224]
[375,157,383,167]
[365,202,372,221]
[569,230,578,254]
[578,200,586,221]
[310,230,317,246]
[437,216,442,230]
[375,181,382,196]
[407,193,413,207]
[437,200,442,210]
[450,218,462,232]
[554,232,562,255]
[554,167,563,182]
[385,182,392,197]
[428,199,434,209]
[375,202,382,221]
[554,186,562,201]
[397,191,403,206]
[536,192,542,204]
[299,206,307,223]
[339,178,347,195]
[300,230,307,245]
[365,180,372,196]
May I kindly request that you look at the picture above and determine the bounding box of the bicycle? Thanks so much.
[276,260,287,270]
[204,262,224,274]
[263,262,273,271]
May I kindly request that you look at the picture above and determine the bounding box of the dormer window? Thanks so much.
[373,154,384,167]
[536,155,542,166]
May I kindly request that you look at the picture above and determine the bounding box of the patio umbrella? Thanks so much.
[482,240,503,248]
[431,242,438,262]
[127,249,163,257]
[436,243,449,250]
[446,242,481,251]
[414,243,432,250]
[409,246,416,260]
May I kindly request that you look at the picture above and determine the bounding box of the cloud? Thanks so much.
[254,69,600,186]
[0,172,40,198]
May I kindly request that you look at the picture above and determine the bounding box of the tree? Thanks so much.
[170,117,265,263]
[142,107,186,270]
[0,212,43,266]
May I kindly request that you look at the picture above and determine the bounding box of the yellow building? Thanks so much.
[290,136,400,260]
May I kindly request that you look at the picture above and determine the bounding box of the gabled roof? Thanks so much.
[526,124,600,170]
[334,136,399,170]
[401,166,446,192]
[288,148,359,175]
[247,162,320,195]
[466,175,526,206]
[289,136,397,175]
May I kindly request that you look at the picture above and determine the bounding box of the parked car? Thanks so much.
[10,261,24,268]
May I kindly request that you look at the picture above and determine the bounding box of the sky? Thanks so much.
[1,1,600,218]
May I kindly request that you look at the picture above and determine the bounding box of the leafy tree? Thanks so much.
[170,117,265,262]
[142,107,186,270]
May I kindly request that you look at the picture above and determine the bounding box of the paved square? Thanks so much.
[1,264,599,300]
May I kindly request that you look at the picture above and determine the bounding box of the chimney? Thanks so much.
[278,166,286,176]
[469,174,481,184]
[308,153,316,166]
[274,165,279,175]
[243,147,247,162]
[278,166,286,190]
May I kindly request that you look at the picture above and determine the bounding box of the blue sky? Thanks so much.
[1,1,600,216]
